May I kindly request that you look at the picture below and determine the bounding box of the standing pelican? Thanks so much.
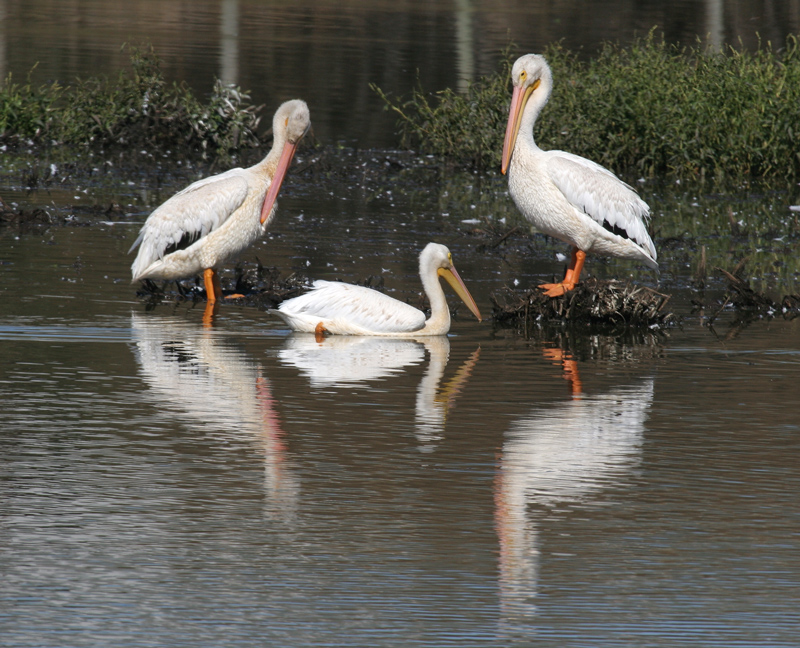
[271,243,482,336]
[501,54,657,297]
[130,99,311,304]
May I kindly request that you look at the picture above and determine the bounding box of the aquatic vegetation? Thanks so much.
[373,34,800,182]
[408,166,800,295]
[0,45,263,161]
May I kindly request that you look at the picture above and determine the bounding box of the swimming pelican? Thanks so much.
[271,242,482,336]
[130,99,311,304]
[501,54,657,297]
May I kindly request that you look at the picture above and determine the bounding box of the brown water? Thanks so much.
[3,2,800,647]
[2,175,800,646]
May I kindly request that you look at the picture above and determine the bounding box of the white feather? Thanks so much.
[545,152,656,260]
[129,172,250,277]
[277,280,427,334]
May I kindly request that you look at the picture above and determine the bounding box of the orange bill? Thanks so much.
[501,80,537,175]
[260,140,300,225]
[438,265,482,322]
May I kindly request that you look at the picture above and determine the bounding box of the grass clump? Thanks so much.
[373,33,800,182]
[0,45,263,162]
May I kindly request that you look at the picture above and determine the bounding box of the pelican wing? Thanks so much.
[129,170,250,271]
[545,151,656,259]
[279,281,427,334]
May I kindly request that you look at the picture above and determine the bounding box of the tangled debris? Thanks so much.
[702,267,800,323]
[136,262,310,311]
[491,278,676,330]
[0,195,52,230]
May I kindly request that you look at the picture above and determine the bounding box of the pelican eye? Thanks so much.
[519,70,527,84]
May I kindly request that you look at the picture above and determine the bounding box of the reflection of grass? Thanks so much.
[654,185,800,293]
[415,169,800,293]
[373,33,800,183]
[370,46,513,172]
[0,45,262,163]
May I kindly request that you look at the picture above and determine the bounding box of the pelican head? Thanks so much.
[501,54,553,175]
[420,242,482,322]
[260,99,312,224]
[277,99,312,146]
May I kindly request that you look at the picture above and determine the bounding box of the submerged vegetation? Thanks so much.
[373,34,800,182]
[0,45,263,162]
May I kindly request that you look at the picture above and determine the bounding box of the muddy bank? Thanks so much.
[130,252,800,332]
[135,262,311,313]
[3,145,798,331]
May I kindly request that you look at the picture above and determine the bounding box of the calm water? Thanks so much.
[2,0,799,147]
[3,2,800,647]
[2,184,800,646]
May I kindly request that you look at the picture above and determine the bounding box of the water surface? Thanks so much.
[2,0,798,147]
[2,3,800,647]
[2,186,799,646]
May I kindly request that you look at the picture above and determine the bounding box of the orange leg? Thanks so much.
[314,321,328,343]
[538,247,586,297]
[202,300,219,327]
[203,268,223,303]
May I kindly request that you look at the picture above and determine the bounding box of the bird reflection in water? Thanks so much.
[278,334,480,451]
[494,348,653,627]
[414,337,480,452]
[130,314,299,522]
[278,335,426,386]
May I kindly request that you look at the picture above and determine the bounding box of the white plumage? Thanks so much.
[271,242,482,337]
[130,99,311,304]
[501,54,657,296]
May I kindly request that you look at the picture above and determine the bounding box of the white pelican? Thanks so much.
[271,242,482,336]
[130,99,311,305]
[501,54,657,297]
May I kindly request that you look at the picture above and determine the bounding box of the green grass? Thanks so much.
[0,45,263,162]
[373,33,800,183]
